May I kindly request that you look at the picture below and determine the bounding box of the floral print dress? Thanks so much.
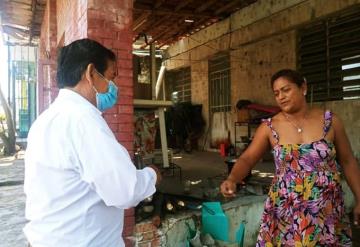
[256,111,352,247]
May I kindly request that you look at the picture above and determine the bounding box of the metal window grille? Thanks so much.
[298,7,360,101]
[168,67,191,103]
[7,45,37,138]
[209,52,231,112]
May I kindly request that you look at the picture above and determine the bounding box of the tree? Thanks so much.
[0,85,16,155]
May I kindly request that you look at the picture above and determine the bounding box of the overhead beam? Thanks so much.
[8,0,32,6]
[215,0,243,15]
[140,15,196,48]
[2,25,30,39]
[2,12,33,18]
[29,0,38,43]
[134,3,213,17]
[174,0,193,12]
[138,14,172,35]
[2,25,30,34]
[153,17,195,40]
[140,25,174,49]
[133,11,151,31]
[158,18,210,47]
[3,1,32,9]
[195,0,218,13]
[154,0,166,9]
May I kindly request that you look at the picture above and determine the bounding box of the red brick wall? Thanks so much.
[87,1,135,245]
[86,0,134,152]
[38,0,57,114]
[40,0,136,246]
[135,222,162,246]
[56,0,88,45]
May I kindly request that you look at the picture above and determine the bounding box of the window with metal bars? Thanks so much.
[297,7,360,101]
[167,67,191,103]
[209,52,231,113]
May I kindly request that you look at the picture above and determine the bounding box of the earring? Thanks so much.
[303,91,307,96]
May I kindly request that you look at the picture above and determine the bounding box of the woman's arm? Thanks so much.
[221,122,270,197]
[333,114,360,225]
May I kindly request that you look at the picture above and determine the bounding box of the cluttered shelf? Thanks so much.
[234,121,259,156]
[234,100,280,156]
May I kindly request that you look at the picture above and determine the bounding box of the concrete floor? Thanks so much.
[158,150,360,246]
[0,153,27,247]
[1,150,359,246]
[157,150,274,199]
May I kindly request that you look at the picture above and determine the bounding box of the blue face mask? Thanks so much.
[93,71,119,112]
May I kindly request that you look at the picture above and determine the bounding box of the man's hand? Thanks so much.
[148,165,162,185]
[220,179,237,197]
[152,215,161,228]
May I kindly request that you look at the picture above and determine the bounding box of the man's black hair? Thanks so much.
[270,69,306,89]
[56,38,116,88]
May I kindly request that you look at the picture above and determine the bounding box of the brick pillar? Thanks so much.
[38,0,57,113]
[57,0,88,45]
[86,1,135,246]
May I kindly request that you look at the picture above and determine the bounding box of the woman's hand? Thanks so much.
[220,179,237,197]
[353,202,360,227]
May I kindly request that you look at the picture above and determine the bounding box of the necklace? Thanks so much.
[282,112,306,133]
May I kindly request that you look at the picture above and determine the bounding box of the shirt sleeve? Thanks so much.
[74,112,157,209]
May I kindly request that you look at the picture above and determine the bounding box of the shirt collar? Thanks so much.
[57,88,102,115]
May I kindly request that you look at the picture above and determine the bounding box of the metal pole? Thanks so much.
[7,44,11,104]
[27,46,30,132]
[162,72,166,100]
[34,46,37,118]
[12,46,16,126]
[158,107,169,168]
[150,43,156,100]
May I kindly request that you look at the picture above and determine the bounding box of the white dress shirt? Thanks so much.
[24,89,156,247]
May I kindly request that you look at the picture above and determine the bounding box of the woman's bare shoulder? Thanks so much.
[270,112,283,122]
[308,107,327,119]
[253,121,272,141]
[309,107,324,114]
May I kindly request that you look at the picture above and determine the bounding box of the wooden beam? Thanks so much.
[138,14,171,35]
[140,15,196,48]
[195,0,217,13]
[140,23,177,49]
[157,27,191,46]
[134,3,213,17]
[29,0,38,43]
[154,0,166,9]
[158,18,210,47]
[5,1,32,8]
[215,0,242,15]
[174,0,193,12]
[2,25,30,38]
[133,11,151,31]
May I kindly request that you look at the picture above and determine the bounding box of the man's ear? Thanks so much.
[84,63,95,85]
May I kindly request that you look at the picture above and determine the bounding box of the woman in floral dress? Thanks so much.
[220,69,360,246]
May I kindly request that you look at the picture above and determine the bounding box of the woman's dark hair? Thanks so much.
[270,69,306,88]
[56,38,116,88]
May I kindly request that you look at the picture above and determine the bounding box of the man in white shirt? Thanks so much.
[24,38,160,247]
